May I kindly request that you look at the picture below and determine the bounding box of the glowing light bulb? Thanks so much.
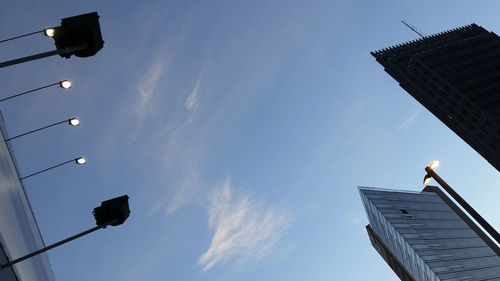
[60,80,72,89]
[44,28,55,37]
[429,160,440,170]
[423,175,432,185]
[69,118,80,126]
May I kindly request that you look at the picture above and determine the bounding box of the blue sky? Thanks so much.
[1,1,500,280]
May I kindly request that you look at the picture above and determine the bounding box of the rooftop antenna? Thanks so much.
[401,20,425,38]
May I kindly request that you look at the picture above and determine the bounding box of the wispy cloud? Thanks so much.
[106,0,326,218]
[199,178,291,271]
[185,74,202,110]
[136,55,171,119]
[122,55,171,144]
[165,170,201,215]
[398,109,419,134]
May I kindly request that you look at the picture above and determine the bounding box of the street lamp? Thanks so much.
[44,28,56,37]
[75,157,86,164]
[1,195,130,269]
[429,160,439,170]
[423,174,432,185]
[0,80,72,103]
[423,160,439,185]
[20,156,86,180]
[5,117,80,142]
[69,118,80,126]
[0,12,104,68]
[60,80,72,89]
[423,161,500,244]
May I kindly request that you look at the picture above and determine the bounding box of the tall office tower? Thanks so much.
[359,186,500,281]
[372,24,500,172]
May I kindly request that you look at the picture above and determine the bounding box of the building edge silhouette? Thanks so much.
[0,111,55,281]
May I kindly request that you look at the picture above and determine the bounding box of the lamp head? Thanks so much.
[44,28,56,37]
[52,12,104,58]
[59,80,72,89]
[75,157,86,165]
[423,174,432,185]
[429,160,440,170]
[69,118,80,126]
[93,195,130,227]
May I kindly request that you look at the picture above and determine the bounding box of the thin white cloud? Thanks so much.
[166,171,201,215]
[199,178,291,271]
[185,76,202,110]
[119,54,172,145]
[398,109,419,134]
[136,56,170,119]
[146,201,165,217]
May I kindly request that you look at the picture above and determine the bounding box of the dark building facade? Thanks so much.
[359,186,500,281]
[372,24,500,172]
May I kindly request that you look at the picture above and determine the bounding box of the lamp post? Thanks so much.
[0,12,104,68]
[0,80,71,103]
[1,195,130,269]
[20,156,86,180]
[423,161,500,244]
[5,117,79,142]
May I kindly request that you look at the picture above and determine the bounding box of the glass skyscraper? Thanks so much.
[372,24,500,172]
[359,186,500,281]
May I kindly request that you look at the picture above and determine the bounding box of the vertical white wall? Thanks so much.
[0,116,55,281]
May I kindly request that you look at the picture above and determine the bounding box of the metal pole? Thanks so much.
[1,225,105,269]
[0,50,60,68]
[20,158,76,180]
[0,46,87,68]
[5,119,69,141]
[0,30,44,44]
[0,82,60,103]
[425,167,500,244]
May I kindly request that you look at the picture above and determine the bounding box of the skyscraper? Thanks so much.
[359,186,500,281]
[372,24,500,172]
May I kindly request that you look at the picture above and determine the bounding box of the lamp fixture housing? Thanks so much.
[93,195,130,227]
[59,80,72,89]
[52,12,104,58]
[44,28,56,37]
[75,157,86,165]
[69,118,80,126]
